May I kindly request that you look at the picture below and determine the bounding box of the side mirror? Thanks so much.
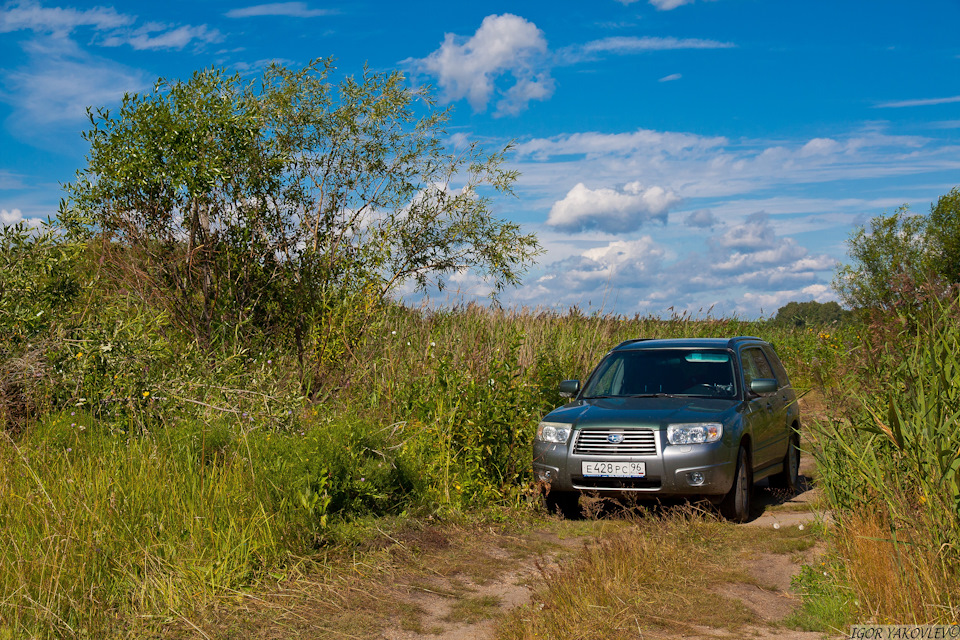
[559,379,580,398]
[749,378,778,395]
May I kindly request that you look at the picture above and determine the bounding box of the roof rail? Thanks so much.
[614,338,653,348]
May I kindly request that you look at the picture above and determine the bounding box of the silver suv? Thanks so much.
[533,337,800,521]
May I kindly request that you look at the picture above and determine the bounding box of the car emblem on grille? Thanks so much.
[607,433,624,444]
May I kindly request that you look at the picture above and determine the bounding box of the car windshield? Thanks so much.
[582,349,737,399]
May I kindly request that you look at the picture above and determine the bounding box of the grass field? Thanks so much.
[1,297,957,636]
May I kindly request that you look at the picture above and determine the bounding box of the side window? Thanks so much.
[763,346,790,387]
[741,348,776,390]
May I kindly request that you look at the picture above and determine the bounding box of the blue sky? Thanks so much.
[1,0,958,318]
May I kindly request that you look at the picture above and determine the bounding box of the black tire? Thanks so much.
[545,491,580,518]
[720,446,752,523]
[769,430,801,493]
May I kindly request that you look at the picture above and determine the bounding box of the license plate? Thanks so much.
[581,461,646,478]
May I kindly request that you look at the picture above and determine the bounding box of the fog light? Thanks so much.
[688,471,705,486]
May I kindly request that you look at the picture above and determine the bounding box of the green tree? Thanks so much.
[833,205,931,311]
[773,300,848,327]
[833,187,960,312]
[927,186,960,284]
[60,60,540,371]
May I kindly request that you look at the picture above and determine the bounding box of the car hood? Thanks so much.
[542,396,740,429]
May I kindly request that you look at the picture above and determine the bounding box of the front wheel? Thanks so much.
[719,446,752,523]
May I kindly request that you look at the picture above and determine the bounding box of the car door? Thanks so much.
[739,346,783,472]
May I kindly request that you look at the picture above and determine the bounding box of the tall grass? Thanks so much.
[0,301,835,637]
[809,296,960,623]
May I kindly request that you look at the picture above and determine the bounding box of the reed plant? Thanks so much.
[809,296,960,623]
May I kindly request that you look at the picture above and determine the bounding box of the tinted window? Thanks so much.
[583,349,736,398]
[742,347,777,389]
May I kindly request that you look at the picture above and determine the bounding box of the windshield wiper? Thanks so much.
[627,393,679,398]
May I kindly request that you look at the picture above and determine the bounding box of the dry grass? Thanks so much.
[839,510,959,624]
[496,510,759,640]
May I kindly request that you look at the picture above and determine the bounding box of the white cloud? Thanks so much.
[683,209,717,228]
[515,128,727,161]
[548,182,681,232]
[519,211,837,317]
[713,212,776,250]
[649,0,697,9]
[0,0,133,35]
[1,208,42,227]
[583,36,735,53]
[1,1,219,51]
[102,22,223,50]
[409,13,554,116]
[659,73,682,82]
[2,36,148,128]
[876,95,960,108]
[225,2,334,18]
[538,236,667,293]
[512,127,956,203]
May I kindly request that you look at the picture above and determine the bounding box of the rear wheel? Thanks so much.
[769,430,801,493]
[545,491,580,518]
[720,446,752,523]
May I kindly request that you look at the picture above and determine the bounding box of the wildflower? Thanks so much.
[360,477,366,482]
[76,352,83,358]
[391,330,397,335]
[66,448,72,453]
[142,391,150,398]
[267,360,272,364]
[430,341,436,347]
[71,411,75,416]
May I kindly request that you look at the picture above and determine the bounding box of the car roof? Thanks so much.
[611,336,765,351]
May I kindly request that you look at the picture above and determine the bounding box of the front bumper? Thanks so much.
[533,429,737,497]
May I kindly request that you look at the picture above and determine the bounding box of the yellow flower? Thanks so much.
[142,391,150,398]
[76,352,83,358]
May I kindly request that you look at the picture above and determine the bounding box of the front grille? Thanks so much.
[573,429,657,456]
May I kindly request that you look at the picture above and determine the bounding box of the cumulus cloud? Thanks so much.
[225,2,334,18]
[538,236,667,292]
[409,14,554,116]
[547,182,681,232]
[712,212,775,250]
[1,208,42,227]
[684,209,718,228]
[512,127,948,202]
[521,211,836,317]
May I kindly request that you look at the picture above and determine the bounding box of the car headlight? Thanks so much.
[536,421,572,444]
[667,423,723,445]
